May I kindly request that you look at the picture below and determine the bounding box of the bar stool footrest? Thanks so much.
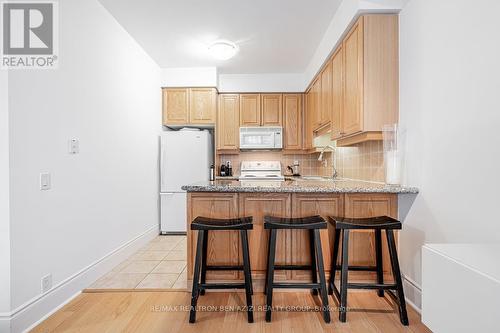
[272,282,321,289]
[273,264,313,270]
[347,282,397,290]
[205,265,244,271]
[200,283,246,290]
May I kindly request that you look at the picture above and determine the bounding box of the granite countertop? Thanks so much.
[181,179,419,194]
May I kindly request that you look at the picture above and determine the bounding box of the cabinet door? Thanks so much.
[217,94,239,150]
[239,94,261,126]
[187,193,240,280]
[344,193,397,277]
[342,17,364,136]
[261,94,283,126]
[239,194,291,283]
[189,88,216,124]
[330,46,343,140]
[163,88,189,125]
[283,94,302,150]
[291,194,344,280]
[311,78,322,130]
[303,91,313,150]
[320,61,332,127]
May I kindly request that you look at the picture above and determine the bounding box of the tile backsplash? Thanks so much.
[218,140,385,183]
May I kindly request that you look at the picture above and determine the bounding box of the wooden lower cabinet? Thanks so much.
[344,193,398,279]
[291,194,344,280]
[187,193,240,280]
[239,193,290,282]
[187,192,398,285]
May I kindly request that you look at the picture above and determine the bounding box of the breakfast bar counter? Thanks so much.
[182,179,418,290]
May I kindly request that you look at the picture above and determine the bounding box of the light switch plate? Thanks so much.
[40,173,51,190]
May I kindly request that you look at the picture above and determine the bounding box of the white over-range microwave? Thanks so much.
[239,126,283,150]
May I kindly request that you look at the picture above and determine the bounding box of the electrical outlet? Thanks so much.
[41,274,52,293]
[68,139,79,154]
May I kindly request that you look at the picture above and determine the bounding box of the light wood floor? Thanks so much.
[32,291,432,333]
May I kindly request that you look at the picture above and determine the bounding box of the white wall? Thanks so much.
[7,0,161,321]
[218,73,305,92]
[161,67,217,87]
[0,69,11,330]
[399,0,500,309]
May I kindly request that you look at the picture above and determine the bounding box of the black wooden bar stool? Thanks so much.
[328,216,409,325]
[264,215,330,323]
[189,216,254,324]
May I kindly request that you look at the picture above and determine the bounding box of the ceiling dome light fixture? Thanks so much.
[208,40,238,60]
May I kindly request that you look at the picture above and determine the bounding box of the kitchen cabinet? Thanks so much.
[187,192,399,287]
[187,193,240,280]
[320,61,332,129]
[240,94,283,127]
[239,94,261,126]
[310,77,321,130]
[238,194,291,281]
[189,88,217,124]
[344,193,398,277]
[217,94,240,151]
[283,94,302,150]
[303,91,313,151]
[291,194,344,280]
[261,94,283,126]
[162,87,217,126]
[163,88,189,125]
[302,14,398,146]
[330,46,343,140]
[342,18,363,136]
[340,15,399,140]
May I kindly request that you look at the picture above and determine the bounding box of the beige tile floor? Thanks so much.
[88,235,187,290]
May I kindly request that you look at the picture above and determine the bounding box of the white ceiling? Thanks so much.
[98,0,342,74]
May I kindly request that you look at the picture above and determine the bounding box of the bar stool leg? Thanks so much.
[240,230,254,323]
[199,230,209,296]
[386,230,409,326]
[189,230,205,323]
[242,229,253,295]
[263,232,271,295]
[339,229,350,322]
[313,229,331,323]
[375,230,384,297]
[309,230,318,296]
[265,229,277,322]
[328,229,340,296]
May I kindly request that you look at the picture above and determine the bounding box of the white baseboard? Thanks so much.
[2,224,158,333]
[403,274,422,313]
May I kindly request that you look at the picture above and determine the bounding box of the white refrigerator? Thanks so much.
[160,129,213,234]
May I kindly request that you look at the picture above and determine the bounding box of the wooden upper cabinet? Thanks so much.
[261,94,283,126]
[303,91,313,150]
[341,15,399,138]
[342,18,364,136]
[330,46,343,140]
[163,87,216,126]
[163,88,189,125]
[239,94,261,126]
[283,94,302,150]
[311,78,322,130]
[217,94,240,150]
[320,61,332,127]
[189,88,217,124]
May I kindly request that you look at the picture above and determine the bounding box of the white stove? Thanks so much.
[239,161,285,181]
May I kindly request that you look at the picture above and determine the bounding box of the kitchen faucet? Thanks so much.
[318,145,338,179]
